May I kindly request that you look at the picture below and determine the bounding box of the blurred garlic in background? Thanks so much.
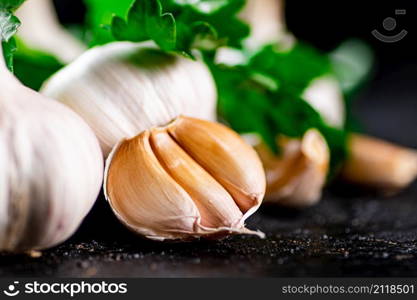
[239,0,294,51]
[342,134,417,193]
[244,129,329,207]
[0,43,103,252]
[42,42,217,156]
[104,116,266,241]
[239,0,346,129]
[16,0,85,63]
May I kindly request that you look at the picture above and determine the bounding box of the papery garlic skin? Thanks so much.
[246,129,330,207]
[41,42,218,157]
[0,71,103,252]
[342,134,417,192]
[240,0,295,51]
[104,116,265,241]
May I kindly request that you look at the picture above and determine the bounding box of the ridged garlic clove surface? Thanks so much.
[41,42,217,157]
[247,129,330,207]
[104,116,266,241]
[0,72,103,252]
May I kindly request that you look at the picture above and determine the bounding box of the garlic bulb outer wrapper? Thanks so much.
[104,116,266,241]
[41,42,218,157]
[0,64,103,252]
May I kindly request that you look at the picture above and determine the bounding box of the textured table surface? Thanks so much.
[0,61,416,278]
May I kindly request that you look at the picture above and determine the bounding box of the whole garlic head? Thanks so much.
[104,116,266,241]
[41,42,218,157]
[0,66,103,252]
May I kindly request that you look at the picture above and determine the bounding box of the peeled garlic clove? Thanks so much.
[104,117,266,241]
[341,134,417,192]
[249,129,330,207]
[0,63,103,252]
[41,42,217,157]
[167,116,266,213]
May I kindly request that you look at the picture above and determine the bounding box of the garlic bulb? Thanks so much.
[245,129,330,207]
[41,42,217,156]
[104,116,266,241]
[16,0,85,63]
[0,49,103,252]
[342,134,417,193]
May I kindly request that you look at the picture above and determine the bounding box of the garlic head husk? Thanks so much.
[246,129,330,207]
[104,116,266,241]
[41,41,218,157]
[0,72,103,252]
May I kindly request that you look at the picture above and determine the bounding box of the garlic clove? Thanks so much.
[341,134,417,192]
[104,131,201,240]
[149,128,244,229]
[41,42,217,157]
[250,129,330,207]
[104,117,266,241]
[167,116,266,214]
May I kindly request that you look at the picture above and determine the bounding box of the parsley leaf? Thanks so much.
[0,0,24,11]
[162,0,249,49]
[13,38,63,90]
[249,43,332,96]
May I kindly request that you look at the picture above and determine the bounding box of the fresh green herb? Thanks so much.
[111,0,177,52]
[84,0,134,45]
[160,0,249,49]
[0,0,24,10]
[249,43,332,96]
[13,38,63,90]
[0,0,23,71]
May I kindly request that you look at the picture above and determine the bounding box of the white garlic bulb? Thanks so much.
[0,54,103,252]
[41,41,218,156]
